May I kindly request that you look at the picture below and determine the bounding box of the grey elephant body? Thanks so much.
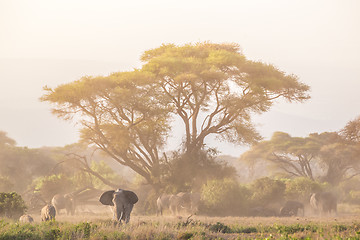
[41,204,56,221]
[280,200,304,216]
[99,189,138,223]
[19,214,34,223]
[310,192,337,215]
[157,192,201,215]
[51,193,75,215]
[175,192,201,214]
[156,194,174,215]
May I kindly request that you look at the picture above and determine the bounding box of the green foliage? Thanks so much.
[72,160,126,190]
[0,192,27,219]
[208,222,232,233]
[337,177,360,204]
[201,178,250,216]
[284,177,324,202]
[31,174,75,201]
[0,218,359,239]
[250,177,286,206]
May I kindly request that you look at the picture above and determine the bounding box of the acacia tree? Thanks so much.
[241,131,360,185]
[41,71,171,187]
[240,132,319,180]
[340,115,360,142]
[42,42,310,188]
[141,42,310,157]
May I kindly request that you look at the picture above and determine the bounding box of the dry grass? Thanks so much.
[3,210,360,240]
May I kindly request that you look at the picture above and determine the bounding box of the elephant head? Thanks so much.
[99,189,138,223]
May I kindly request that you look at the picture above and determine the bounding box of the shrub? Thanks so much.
[0,192,27,219]
[249,177,285,206]
[284,177,323,202]
[200,178,250,216]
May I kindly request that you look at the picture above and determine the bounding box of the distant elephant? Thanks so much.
[41,204,56,221]
[279,200,304,217]
[169,194,182,215]
[156,193,174,216]
[310,192,337,215]
[19,214,34,223]
[175,192,201,214]
[99,189,138,223]
[159,192,201,215]
[51,193,75,215]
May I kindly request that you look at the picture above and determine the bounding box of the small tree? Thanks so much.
[249,177,285,207]
[284,177,324,202]
[201,178,250,216]
[0,192,27,219]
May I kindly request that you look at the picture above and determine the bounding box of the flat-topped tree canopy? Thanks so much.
[41,42,310,187]
[141,42,310,155]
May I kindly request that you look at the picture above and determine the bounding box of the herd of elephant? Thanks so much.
[19,189,139,224]
[17,189,338,224]
[251,192,338,217]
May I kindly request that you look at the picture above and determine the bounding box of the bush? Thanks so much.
[284,177,324,202]
[200,178,250,216]
[249,177,285,206]
[0,192,27,219]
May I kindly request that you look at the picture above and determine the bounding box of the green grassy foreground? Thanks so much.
[2,216,360,240]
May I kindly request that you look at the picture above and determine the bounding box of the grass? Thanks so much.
[2,215,360,239]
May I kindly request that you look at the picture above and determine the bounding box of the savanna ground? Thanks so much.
[2,205,360,240]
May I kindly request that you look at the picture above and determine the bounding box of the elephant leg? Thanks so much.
[124,204,134,223]
[112,206,118,221]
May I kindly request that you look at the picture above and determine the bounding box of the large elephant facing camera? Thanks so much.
[99,189,138,223]
[310,192,337,215]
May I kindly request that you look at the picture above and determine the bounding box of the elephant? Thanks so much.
[157,192,201,216]
[175,192,201,214]
[310,192,337,216]
[19,214,34,223]
[51,193,75,215]
[156,193,174,216]
[279,200,304,217]
[99,188,138,223]
[41,204,56,221]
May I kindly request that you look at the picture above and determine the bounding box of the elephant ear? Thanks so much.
[99,190,115,206]
[124,190,138,204]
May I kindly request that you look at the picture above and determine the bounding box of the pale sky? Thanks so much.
[0,0,359,156]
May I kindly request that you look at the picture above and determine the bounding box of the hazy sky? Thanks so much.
[0,0,359,156]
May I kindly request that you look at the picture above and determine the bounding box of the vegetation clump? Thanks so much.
[0,192,27,219]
